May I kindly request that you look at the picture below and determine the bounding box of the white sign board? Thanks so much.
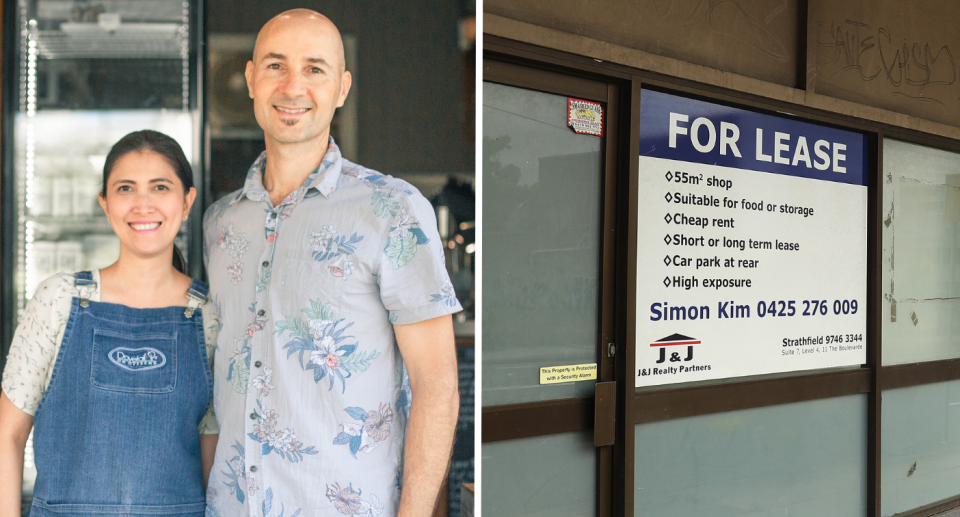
[636,90,867,387]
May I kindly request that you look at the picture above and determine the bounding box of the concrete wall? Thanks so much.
[809,0,960,128]
[485,0,804,88]
[485,0,960,137]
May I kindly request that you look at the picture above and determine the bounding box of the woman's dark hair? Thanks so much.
[102,130,195,273]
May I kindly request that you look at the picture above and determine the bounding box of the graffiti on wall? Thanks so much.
[817,19,958,107]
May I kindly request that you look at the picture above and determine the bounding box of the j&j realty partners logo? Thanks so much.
[639,333,712,377]
[651,333,700,363]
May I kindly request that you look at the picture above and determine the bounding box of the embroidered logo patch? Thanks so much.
[108,347,167,371]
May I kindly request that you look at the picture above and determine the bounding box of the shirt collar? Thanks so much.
[232,137,343,206]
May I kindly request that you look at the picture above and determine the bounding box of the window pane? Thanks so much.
[882,139,960,365]
[881,380,960,516]
[482,432,596,517]
[634,395,867,517]
[482,81,603,406]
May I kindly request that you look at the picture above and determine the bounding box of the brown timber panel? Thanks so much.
[484,0,801,88]
[882,358,960,390]
[810,0,960,129]
[483,58,609,101]
[635,368,871,423]
[593,381,617,446]
[482,397,593,442]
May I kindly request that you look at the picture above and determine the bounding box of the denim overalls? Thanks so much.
[28,272,212,516]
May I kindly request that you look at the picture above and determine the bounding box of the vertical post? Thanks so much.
[803,0,816,93]
[867,130,883,517]
[0,0,17,377]
[188,0,207,281]
[597,81,621,517]
[612,75,642,517]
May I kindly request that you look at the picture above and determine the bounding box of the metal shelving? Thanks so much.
[3,0,204,507]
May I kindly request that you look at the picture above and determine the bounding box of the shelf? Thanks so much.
[27,218,193,246]
[29,215,112,238]
[37,25,184,59]
[37,1,185,22]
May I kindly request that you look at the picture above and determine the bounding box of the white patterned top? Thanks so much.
[1,269,219,434]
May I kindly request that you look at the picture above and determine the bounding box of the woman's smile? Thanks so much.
[129,221,162,232]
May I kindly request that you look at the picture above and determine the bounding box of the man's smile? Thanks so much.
[275,106,310,114]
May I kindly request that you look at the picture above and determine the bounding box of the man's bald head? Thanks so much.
[245,8,352,149]
[253,9,346,74]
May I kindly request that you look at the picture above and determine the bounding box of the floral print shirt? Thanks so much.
[1,270,219,434]
[203,139,461,517]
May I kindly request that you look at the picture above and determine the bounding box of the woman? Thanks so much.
[0,130,218,516]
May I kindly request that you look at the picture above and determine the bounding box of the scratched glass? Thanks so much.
[881,139,960,365]
[482,431,596,517]
[881,380,960,516]
[482,81,603,406]
[634,395,868,517]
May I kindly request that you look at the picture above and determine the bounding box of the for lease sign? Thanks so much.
[636,89,868,387]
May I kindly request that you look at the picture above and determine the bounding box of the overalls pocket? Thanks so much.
[30,497,206,515]
[90,328,178,394]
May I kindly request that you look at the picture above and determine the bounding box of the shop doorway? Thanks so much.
[481,57,624,517]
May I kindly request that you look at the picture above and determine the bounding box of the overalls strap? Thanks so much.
[184,279,208,318]
[74,271,96,308]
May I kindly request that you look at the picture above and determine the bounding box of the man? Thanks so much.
[203,9,462,517]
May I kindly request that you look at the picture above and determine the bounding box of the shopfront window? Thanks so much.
[482,44,960,517]
[879,139,960,515]
[881,139,960,365]
[635,395,868,517]
[881,379,960,516]
[483,431,597,517]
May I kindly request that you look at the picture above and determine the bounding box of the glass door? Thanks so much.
[481,58,622,517]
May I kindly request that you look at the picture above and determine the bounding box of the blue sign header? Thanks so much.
[640,89,867,186]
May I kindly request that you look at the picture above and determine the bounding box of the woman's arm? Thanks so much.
[200,434,218,489]
[200,301,220,490]
[0,391,33,517]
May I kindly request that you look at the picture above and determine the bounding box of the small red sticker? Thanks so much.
[568,98,604,137]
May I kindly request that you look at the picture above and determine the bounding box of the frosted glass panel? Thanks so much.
[482,82,603,406]
[635,395,867,517]
[482,432,596,517]
[881,380,960,516]
[882,139,960,365]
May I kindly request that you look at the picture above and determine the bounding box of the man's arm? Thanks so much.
[394,314,460,517]
[0,391,33,517]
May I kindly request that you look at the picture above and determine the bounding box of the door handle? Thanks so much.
[594,381,616,446]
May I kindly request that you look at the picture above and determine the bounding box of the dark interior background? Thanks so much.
[207,0,475,203]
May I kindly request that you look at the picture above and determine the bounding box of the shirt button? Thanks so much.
[270,212,277,219]
[258,309,266,316]
[262,261,269,268]
[254,361,262,368]
[250,413,256,420]
[250,466,257,472]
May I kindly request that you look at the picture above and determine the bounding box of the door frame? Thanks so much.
[480,54,627,517]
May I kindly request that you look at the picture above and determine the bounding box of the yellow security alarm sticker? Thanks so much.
[539,363,598,384]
